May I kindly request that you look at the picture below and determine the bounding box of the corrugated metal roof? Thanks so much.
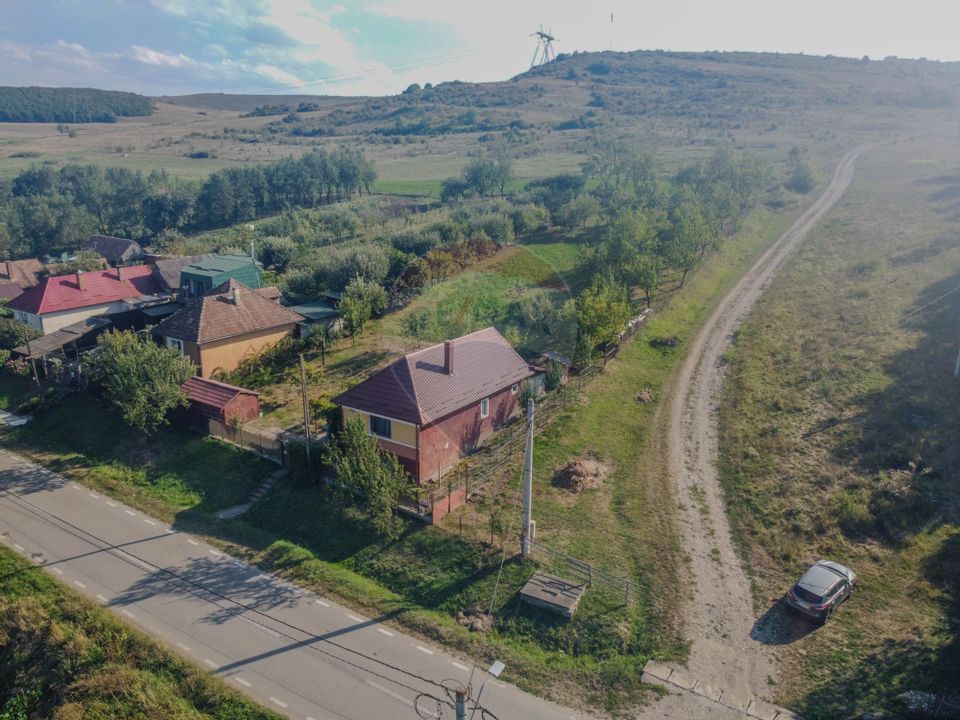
[334,327,533,425]
[181,376,259,411]
[7,265,163,315]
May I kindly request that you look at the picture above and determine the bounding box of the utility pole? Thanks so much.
[299,353,312,476]
[24,339,41,400]
[521,397,534,557]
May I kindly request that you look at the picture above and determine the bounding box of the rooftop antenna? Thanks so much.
[530,24,557,69]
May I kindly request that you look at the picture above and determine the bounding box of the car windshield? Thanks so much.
[794,585,825,604]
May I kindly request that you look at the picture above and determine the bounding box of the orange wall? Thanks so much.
[198,325,296,378]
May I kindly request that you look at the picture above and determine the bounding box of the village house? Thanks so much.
[179,255,262,300]
[153,279,303,378]
[0,258,43,301]
[150,254,216,297]
[334,327,534,484]
[83,235,146,267]
[6,265,166,335]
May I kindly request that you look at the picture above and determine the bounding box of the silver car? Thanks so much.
[784,560,857,622]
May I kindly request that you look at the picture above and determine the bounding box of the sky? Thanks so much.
[1,0,959,97]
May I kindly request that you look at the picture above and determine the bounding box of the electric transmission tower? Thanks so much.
[529,24,557,69]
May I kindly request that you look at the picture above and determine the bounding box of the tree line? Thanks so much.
[0,87,153,123]
[0,148,376,258]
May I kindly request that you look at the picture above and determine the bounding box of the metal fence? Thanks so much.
[528,539,643,610]
[181,413,286,465]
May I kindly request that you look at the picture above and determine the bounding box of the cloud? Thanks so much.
[127,45,197,67]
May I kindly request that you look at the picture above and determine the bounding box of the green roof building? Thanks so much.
[179,255,262,299]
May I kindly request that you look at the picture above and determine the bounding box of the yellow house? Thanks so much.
[153,279,303,378]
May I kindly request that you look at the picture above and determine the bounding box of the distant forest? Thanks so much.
[0,87,153,123]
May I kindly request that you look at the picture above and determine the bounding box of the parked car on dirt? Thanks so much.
[784,560,856,622]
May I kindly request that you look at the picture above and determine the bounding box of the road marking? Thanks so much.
[452,661,470,671]
[314,599,329,607]
[52,567,63,575]
[177,642,191,652]
[13,543,23,551]
[187,539,199,546]
[377,627,394,637]
[416,645,434,655]
[144,519,157,526]
[234,677,251,687]
[347,613,364,622]
[96,594,108,602]
[365,680,413,707]
[74,580,86,589]
[125,510,136,516]
[269,698,288,709]
[88,492,99,499]
[203,658,217,668]
[209,550,222,557]
[72,485,82,490]
[121,609,135,618]
[106,501,117,507]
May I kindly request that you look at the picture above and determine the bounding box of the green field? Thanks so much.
[719,134,960,716]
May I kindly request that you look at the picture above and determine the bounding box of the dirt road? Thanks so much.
[654,144,873,709]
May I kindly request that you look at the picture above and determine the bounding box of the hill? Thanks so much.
[0,86,153,123]
[156,93,364,113]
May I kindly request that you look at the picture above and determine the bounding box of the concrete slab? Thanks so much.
[215,504,250,520]
[666,668,696,690]
[721,686,753,712]
[518,572,586,618]
[641,661,674,682]
[692,679,723,703]
[774,711,804,720]
[747,698,781,720]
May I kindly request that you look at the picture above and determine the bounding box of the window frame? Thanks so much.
[480,397,490,419]
[369,414,392,439]
[166,337,184,355]
[510,383,519,395]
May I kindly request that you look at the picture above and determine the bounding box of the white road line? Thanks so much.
[377,627,394,637]
[187,539,199,546]
[176,642,191,652]
[314,599,329,607]
[125,510,136,516]
[51,567,64,575]
[416,645,434,655]
[96,594,108,602]
[234,677,252,687]
[365,680,413,707]
[88,493,99,499]
[144,519,157,526]
[347,613,364,623]
[13,543,23,551]
[209,549,222,557]
[203,658,217,668]
[121,609,135,618]
[73,580,86,589]
[269,698,288,709]
[106,501,117,507]
[451,661,470,671]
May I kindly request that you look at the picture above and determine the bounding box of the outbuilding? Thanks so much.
[180,376,261,426]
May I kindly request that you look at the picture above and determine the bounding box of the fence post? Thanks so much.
[589,564,593,587]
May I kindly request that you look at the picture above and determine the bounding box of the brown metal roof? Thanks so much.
[84,235,145,265]
[153,279,303,344]
[181,376,259,411]
[0,259,42,289]
[334,327,533,426]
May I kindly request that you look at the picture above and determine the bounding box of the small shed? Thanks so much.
[180,376,261,425]
[288,299,340,336]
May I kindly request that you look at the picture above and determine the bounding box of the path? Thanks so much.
[645,144,874,713]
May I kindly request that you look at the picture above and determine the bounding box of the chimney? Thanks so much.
[444,340,453,375]
[76,271,84,289]
[232,287,241,306]
[116,265,123,282]
[1,261,8,279]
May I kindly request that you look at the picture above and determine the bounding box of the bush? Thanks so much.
[0,318,40,351]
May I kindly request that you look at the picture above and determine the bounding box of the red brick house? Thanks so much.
[180,376,261,425]
[333,327,533,484]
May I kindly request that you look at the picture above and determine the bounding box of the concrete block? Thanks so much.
[641,661,674,682]
[747,698,781,720]
[666,668,696,690]
[721,686,753,712]
[774,711,804,720]
[692,679,723,703]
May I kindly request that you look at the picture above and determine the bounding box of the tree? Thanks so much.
[0,318,40,351]
[258,236,297,272]
[400,311,429,348]
[631,254,662,307]
[785,160,817,194]
[340,276,388,338]
[87,330,194,432]
[326,417,411,539]
[571,276,631,363]
[307,324,336,365]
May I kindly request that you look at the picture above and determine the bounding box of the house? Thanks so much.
[153,279,304,378]
[179,255,262,300]
[333,327,534,484]
[84,235,146,266]
[150,254,215,296]
[0,259,42,290]
[180,376,261,426]
[6,265,166,335]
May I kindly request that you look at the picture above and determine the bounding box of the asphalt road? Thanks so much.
[0,448,584,720]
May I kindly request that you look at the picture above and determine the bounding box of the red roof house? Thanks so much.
[180,376,261,425]
[6,265,165,335]
[0,259,42,289]
[334,327,534,484]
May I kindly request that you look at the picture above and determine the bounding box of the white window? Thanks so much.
[510,383,519,395]
[480,397,489,419]
[166,337,184,354]
[370,415,392,439]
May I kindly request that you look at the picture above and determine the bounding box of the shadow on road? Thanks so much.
[750,599,819,645]
[0,462,69,495]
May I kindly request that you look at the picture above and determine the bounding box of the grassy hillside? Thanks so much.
[0,545,279,719]
[719,132,960,716]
